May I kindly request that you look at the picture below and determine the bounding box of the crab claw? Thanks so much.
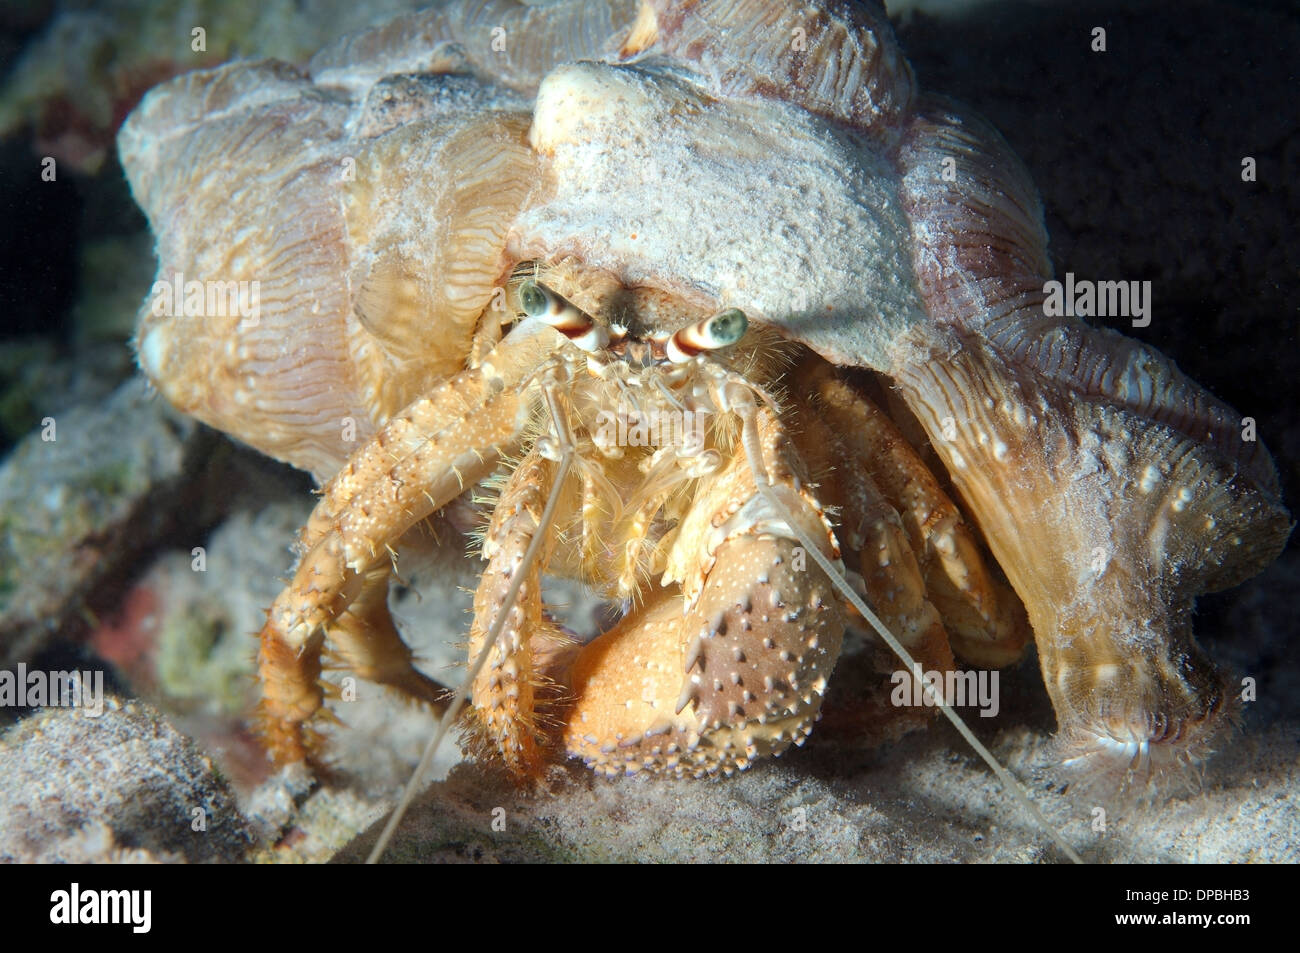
[561,405,846,777]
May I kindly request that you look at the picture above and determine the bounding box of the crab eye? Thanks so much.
[519,279,549,317]
[703,309,747,346]
[518,279,609,353]
[667,308,749,363]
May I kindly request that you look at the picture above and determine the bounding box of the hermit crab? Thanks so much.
[118,0,1290,843]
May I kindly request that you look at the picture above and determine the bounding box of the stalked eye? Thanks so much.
[517,278,609,353]
[703,309,747,346]
[519,279,549,317]
[667,308,749,363]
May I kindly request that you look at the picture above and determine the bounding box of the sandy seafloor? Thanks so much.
[0,0,1296,863]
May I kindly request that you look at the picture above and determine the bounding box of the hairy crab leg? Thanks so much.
[803,364,1030,668]
[368,380,578,862]
[792,407,956,677]
[465,447,568,775]
[256,322,559,763]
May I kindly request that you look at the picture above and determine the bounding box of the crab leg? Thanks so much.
[256,323,558,763]
[326,566,447,709]
[793,407,955,675]
[803,364,1029,667]
[735,382,1084,863]
[465,448,571,775]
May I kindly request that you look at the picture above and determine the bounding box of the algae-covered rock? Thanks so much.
[0,376,203,668]
[0,696,255,862]
[0,0,424,173]
[145,502,310,717]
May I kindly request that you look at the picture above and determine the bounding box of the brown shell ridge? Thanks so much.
[636,0,915,140]
[893,96,1052,333]
[979,311,1281,497]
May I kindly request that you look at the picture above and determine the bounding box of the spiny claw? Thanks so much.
[561,404,845,777]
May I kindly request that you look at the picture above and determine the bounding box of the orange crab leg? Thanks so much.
[326,565,448,709]
[803,364,1030,668]
[465,449,570,775]
[793,406,955,676]
[256,323,560,763]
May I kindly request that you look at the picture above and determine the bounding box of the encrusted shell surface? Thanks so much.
[120,0,1290,766]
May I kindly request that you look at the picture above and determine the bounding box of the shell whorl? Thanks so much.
[121,61,536,480]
